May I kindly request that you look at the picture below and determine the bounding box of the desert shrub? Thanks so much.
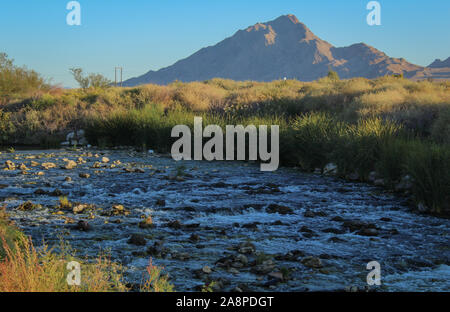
[0,109,15,145]
[29,93,57,110]
[327,70,340,81]
[0,53,50,101]
[172,82,227,111]
[140,259,174,292]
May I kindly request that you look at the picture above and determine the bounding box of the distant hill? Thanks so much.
[409,57,450,81]
[123,14,446,86]
[428,57,450,68]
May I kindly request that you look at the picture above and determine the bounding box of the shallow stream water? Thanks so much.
[0,149,448,291]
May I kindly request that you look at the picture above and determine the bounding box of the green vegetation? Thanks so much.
[69,67,112,89]
[1,55,449,215]
[0,206,173,292]
[0,206,25,260]
[0,53,50,105]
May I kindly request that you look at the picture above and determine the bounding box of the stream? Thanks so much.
[0,149,448,292]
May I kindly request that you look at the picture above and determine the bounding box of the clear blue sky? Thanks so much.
[1,0,449,87]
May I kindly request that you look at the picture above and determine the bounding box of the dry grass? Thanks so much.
[0,236,128,292]
[2,76,450,145]
[0,207,174,292]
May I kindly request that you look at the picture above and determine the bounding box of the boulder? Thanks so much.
[266,204,294,215]
[127,234,147,246]
[76,220,91,231]
[4,160,15,170]
[42,162,57,170]
[301,256,323,268]
[62,160,77,170]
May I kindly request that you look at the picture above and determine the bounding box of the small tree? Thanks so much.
[87,73,111,88]
[0,53,49,100]
[327,70,340,81]
[69,68,89,89]
[69,68,111,89]
[0,53,14,70]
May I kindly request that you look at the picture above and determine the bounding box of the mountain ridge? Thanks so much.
[123,14,449,86]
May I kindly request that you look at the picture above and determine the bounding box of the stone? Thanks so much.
[111,204,129,216]
[62,160,77,170]
[4,160,16,170]
[79,173,90,179]
[268,271,284,281]
[77,157,86,164]
[238,242,256,255]
[76,220,91,231]
[73,204,88,214]
[189,234,200,242]
[417,203,429,212]
[323,227,345,234]
[42,162,57,170]
[156,199,166,206]
[139,216,153,229]
[299,226,314,233]
[266,204,294,215]
[228,268,240,275]
[252,260,276,274]
[202,266,212,274]
[395,175,413,192]
[347,172,359,181]
[167,220,182,229]
[19,163,29,171]
[357,228,379,237]
[17,201,40,211]
[127,234,147,246]
[301,256,323,268]
[101,157,110,163]
[323,163,338,175]
[235,254,248,265]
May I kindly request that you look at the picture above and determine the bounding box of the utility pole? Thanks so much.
[114,67,123,87]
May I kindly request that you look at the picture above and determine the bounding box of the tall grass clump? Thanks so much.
[85,104,196,151]
[405,142,450,214]
[289,112,341,170]
[333,118,403,178]
[0,206,25,260]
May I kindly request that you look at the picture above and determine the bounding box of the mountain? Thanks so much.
[428,57,450,68]
[409,57,450,81]
[123,14,438,86]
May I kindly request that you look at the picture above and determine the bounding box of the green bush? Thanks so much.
[30,93,56,110]
[0,109,15,145]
